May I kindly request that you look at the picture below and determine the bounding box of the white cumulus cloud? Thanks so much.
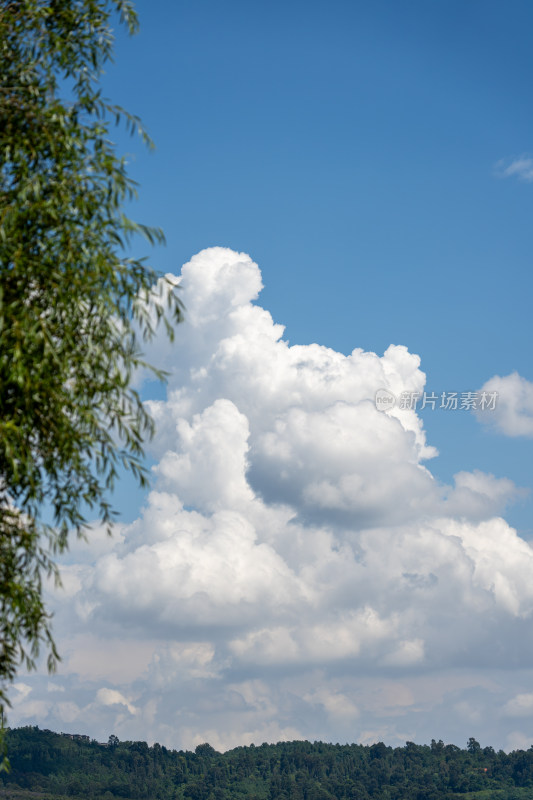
[8,248,533,753]
[476,372,533,438]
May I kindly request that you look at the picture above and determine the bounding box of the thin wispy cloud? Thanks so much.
[495,156,533,182]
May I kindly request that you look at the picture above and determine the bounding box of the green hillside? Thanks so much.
[1,727,533,800]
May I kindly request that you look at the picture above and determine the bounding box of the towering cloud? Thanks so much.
[14,248,533,752]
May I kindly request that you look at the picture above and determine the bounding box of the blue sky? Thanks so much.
[11,0,533,754]
[102,0,533,532]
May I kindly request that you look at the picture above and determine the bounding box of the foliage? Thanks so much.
[0,0,182,742]
[3,728,533,800]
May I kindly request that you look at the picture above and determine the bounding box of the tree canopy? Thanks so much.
[0,0,182,747]
[2,727,533,800]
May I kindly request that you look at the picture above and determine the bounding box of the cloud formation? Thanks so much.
[11,248,533,753]
[476,372,533,438]
[495,156,533,182]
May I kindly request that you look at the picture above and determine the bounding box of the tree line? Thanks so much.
[2,727,533,800]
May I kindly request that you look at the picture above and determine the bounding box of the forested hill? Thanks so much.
[1,727,533,800]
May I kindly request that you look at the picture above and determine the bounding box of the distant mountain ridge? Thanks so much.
[1,726,532,800]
